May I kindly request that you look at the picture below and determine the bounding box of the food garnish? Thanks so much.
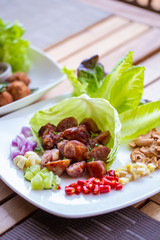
[24,166,61,190]
[11,126,37,160]
[65,171,123,196]
[0,19,30,72]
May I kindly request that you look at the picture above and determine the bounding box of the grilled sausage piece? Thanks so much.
[87,145,110,161]
[57,140,69,156]
[42,132,64,150]
[46,159,71,176]
[42,134,55,150]
[63,125,90,145]
[86,160,106,178]
[64,140,88,161]
[66,161,86,178]
[88,138,98,148]
[38,123,56,137]
[95,131,111,145]
[56,117,78,132]
[41,149,59,166]
[80,118,100,133]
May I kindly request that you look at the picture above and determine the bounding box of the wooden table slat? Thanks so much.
[47,16,129,62]
[101,28,160,72]
[60,22,149,69]
[149,193,160,205]
[0,195,37,235]
[143,78,160,101]
[80,0,160,28]
[140,201,160,221]
[0,180,14,204]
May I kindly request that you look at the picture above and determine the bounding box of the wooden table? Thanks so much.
[0,0,160,236]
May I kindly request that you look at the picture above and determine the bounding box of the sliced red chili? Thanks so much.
[105,176,115,181]
[93,178,101,185]
[76,185,82,195]
[57,185,61,190]
[65,186,76,195]
[101,178,112,186]
[93,184,100,195]
[77,180,85,186]
[108,170,115,177]
[85,182,95,191]
[82,185,92,194]
[99,185,111,194]
[116,184,123,190]
[69,183,78,188]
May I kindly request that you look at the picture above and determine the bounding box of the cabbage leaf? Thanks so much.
[30,94,121,166]
[120,101,160,141]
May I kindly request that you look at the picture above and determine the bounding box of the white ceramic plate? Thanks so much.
[0,46,65,116]
[0,94,160,218]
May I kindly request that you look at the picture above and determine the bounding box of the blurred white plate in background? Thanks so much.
[0,46,65,116]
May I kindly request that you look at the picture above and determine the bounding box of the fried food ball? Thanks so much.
[0,91,13,107]
[7,81,31,101]
[7,72,30,86]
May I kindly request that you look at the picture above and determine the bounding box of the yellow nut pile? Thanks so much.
[13,151,41,170]
[115,162,156,185]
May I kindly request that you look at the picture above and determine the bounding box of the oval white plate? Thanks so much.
[0,94,160,218]
[0,46,65,116]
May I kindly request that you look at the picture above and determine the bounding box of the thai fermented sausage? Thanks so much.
[41,149,59,166]
[64,140,88,161]
[56,117,78,132]
[38,123,56,137]
[66,161,86,178]
[80,118,100,133]
[46,159,71,176]
[86,160,106,178]
[87,145,110,161]
[63,125,89,144]
[57,140,69,156]
[95,131,111,145]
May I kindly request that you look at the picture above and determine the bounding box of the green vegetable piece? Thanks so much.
[120,101,160,141]
[52,181,58,191]
[41,167,49,174]
[30,165,41,175]
[98,51,133,100]
[53,175,61,185]
[0,19,30,72]
[109,66,145,113]
[43,177,53,189]
[24,167,30,175]
[24,171,34,181]
[31,173,44,190]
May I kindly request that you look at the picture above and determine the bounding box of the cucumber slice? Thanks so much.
[41,167,49,174]
[31,173,44,190]
[53,175,61,185]
[24,171,34,181]
[43,177,52,189]
[30,165,41,175]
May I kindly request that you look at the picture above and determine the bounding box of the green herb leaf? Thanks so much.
[120,101,160,141]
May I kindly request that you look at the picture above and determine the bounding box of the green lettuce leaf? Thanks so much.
[0,19,30,72]
[109,66,145,113]
[98,51,133,99]
[62,67,88,96]
[120,101,160,141]
[30,94,121,166]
